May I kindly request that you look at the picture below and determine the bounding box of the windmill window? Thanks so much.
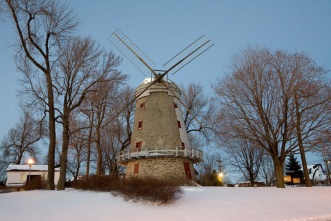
[174,102,178,108]
[140,102,146,109]
[181,142,185,150]
[136,141,142,151]
[138,121,143,130]
[133,164,139,174]
[177,120,181,129]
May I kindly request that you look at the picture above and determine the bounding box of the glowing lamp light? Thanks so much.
[27,158,35,166]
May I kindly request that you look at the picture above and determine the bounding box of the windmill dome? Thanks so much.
[117,77,203,185]
[135,77,181,99]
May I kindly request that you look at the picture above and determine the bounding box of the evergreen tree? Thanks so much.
[285,155,304,185]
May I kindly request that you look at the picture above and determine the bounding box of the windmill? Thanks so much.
[109,29,213,185]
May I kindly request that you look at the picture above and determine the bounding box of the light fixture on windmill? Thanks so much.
[108,29,213,185]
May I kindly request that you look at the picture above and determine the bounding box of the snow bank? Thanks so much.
[0,187,331,221]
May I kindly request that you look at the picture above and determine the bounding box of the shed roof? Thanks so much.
[6,165,60,172]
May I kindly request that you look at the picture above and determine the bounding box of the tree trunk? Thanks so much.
[46,73,56,190]
[273,157,285,188]
[57,112,70,190]
[250,172,255,187]
[110,162,118,177]
[16,149,23,164]
[294,92,312,187]
[298,145,312,187]
[325,159,331,185]
[96,123,102,177]
[85,116,93,179]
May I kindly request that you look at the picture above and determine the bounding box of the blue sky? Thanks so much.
[0,0,330,164]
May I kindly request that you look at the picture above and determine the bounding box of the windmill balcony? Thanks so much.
[117,146,203,165]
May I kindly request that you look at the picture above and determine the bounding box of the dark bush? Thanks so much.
[73,176,183,205]
[118,177,184,205]
[24,178,47,190]
[73,175,120,191]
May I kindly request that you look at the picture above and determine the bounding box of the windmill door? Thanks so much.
[136,141,142,151]
[183,162,192,180]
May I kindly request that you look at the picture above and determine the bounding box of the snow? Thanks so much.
[1,187,331,221]
[6,165,60,171]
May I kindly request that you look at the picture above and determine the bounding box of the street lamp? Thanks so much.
[27,158,35,185]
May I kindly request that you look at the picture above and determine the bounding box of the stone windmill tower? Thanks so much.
[109,30,213,185]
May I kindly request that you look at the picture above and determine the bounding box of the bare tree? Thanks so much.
[93,83,111,177]
[107,86,135,177]
[79,97,95,179]
[259,154,275,186]
[292,78,331,186]
[54,36,125,190]
[80,78,127,177]
[223,139,264,186]
[115,86,135,152]
[0,108,45,178]
[5,0,79,190]
[213,46,328,188]
[82,86,135,177]
[66,117,87,181]
[180,82,217,145]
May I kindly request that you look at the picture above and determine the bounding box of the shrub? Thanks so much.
[24,178,47,190]
[118,177,183,205]
[73,176,183,205]
[73,175,120,191]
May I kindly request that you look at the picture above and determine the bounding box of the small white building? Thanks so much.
[6,165,60,187]
[307,164,326,181]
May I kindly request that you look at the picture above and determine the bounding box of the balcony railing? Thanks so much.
[117,146,203,164]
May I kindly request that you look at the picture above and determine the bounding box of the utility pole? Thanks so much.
[216,159,223,173]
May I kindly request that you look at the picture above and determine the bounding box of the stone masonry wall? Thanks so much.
[130,91,182,150]
[126,158,196,185]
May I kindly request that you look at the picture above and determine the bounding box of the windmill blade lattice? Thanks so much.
[162,35,214,75]
[108,29,156,76]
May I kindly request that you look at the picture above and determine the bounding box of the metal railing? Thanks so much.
[117,146,203,163]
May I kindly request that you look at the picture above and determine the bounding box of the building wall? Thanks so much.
[131,92,182,150]
[6,170,60,186]
[124,79,201,185]
[126,158,196,185]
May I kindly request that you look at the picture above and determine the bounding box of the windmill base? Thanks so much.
[125,158,198,186]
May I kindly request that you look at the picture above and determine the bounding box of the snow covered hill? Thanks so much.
[1,187,331,221]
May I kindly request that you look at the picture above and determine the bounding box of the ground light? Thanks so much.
[27,158,35,185]
[218,172,224,184]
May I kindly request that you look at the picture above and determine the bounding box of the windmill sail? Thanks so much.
[162,35,214,75]
[108,29,156,76]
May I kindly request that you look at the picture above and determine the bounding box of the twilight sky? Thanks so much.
[0,0,330,165]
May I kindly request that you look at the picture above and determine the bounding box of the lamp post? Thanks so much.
[27,158,35,185]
